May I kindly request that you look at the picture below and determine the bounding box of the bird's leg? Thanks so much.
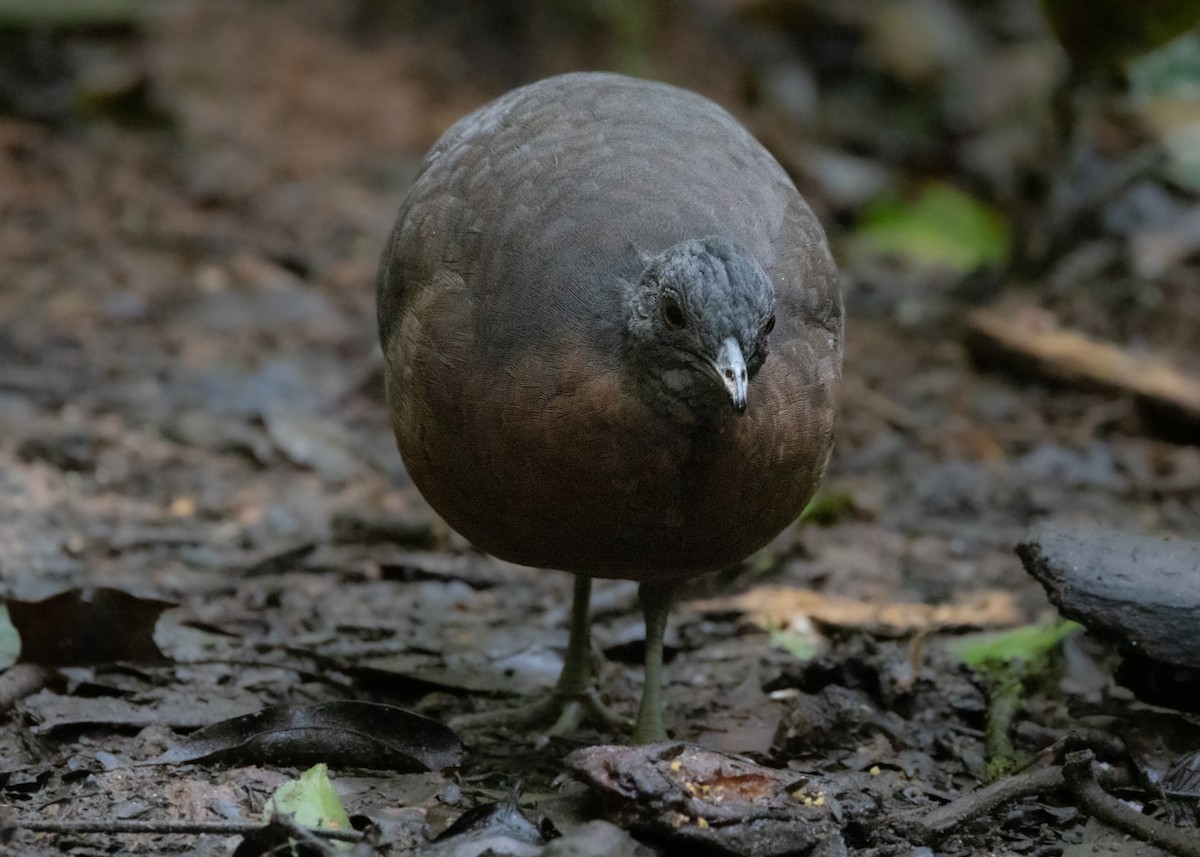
[554,573,594,697]
[546,574,631,736]
[632,580,675,744]
[449,573,629,738]
[543,573,594,737]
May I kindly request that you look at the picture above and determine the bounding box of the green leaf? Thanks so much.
[947,620,1082,667]
[263,763,353,846]
[851,183,1010,273]
[767,620,820,661]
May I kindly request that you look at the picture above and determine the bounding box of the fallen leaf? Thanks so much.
[263,763,353,845]
[690,587,1020,636]
[150,700,462,772]
[5,588,173,667]
[946,620,1081,666]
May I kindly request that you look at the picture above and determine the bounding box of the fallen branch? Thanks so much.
[902,764,1065,840]
[1064,751,1200,857]
[964,307,1200,439]
[904,747,1197,857]
[902,735,1133,845]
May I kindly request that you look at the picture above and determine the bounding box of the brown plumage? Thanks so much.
[378,72,842,742]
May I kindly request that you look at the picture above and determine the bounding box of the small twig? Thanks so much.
[903,747,1134,844]
[1064,751,1200,857]
[4,818,363,843]
[904,764,1065,839]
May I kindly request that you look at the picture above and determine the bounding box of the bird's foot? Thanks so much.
[448,687,631,745]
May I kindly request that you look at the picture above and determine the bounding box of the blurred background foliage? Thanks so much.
[3,0,1200,362]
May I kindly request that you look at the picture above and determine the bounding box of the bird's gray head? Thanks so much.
[624,237,776,418]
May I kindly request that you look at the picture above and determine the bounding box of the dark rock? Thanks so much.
[1017,521,1200,671]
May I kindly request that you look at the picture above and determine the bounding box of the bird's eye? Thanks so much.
[762,314,776,336]
[662,297,686,329]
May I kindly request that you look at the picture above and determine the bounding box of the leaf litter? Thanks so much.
[1,1,1200,855]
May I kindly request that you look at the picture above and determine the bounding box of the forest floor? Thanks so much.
[1,1,1198,855]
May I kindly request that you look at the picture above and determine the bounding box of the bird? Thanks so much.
[377,72,842,744]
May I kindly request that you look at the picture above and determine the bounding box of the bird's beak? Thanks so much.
[713,337,748,415]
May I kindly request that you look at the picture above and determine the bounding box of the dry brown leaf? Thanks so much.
[689,587,1021,635]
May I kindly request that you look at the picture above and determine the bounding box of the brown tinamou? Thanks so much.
[377,72,843,743]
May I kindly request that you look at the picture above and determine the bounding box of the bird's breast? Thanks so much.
[393,335,827,580]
